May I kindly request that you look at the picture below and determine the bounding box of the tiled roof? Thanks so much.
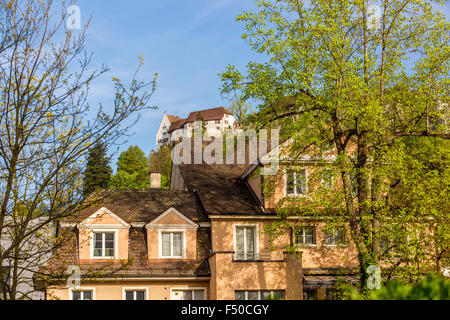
[167,115,183,123]
[186,107,233,123]
[168,119,186,133]
[167,107,234,133]
[40,228,210,281]
[177,164,263,215]
[169,137,282,215]
[65,189,207,224]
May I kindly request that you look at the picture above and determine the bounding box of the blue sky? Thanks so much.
[75,0,262,166]
[73,0,449,169]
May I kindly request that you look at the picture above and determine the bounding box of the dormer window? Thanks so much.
[93,231,115,258]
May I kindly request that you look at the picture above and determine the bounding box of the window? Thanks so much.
[303,288,317,300]
[235,226,256,260]
[294,227,316,245]
[161,232,183,258]
[215,120,220,124]
[235,290,285,300]
[172,289,205,300]
[72,290,93,300]
[124,290,146,300]
[1,266,10,295]
[286,170,307,195]
[93,232,115,258]
[324,227,346,246]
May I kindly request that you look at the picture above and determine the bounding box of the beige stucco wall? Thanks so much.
[208,253,302,300]
[211,219,289,256]
[211,218,358,270]
[209,218,302,300]
[47,280,209,300]
[209,254,286,300]
[293,222,359,269]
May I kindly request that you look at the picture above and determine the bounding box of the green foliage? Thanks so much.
[221,0,450,290]
[83,141,112,197]
[149,145,172,190]
[109,146,149,189]
[161,174,170,190]
[116,146,149,174]
[351,274,450,300]
[229,96,252,124]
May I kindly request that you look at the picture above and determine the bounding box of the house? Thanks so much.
[42,139,360,300]
[156,112,183,150]
[170,142,359,300]
[167,107,237,143]
[1,217,54,300]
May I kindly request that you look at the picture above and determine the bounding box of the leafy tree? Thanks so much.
[350,274,450,300]
[194,112,208,137]
[221,0,449,293]
[0,0,156,300]
[83,141,112,197]
[149,146,172,189]
[109,146,150,189]
[229,96,252,124]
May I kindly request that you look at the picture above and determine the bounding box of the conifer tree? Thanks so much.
[83,141,112,198]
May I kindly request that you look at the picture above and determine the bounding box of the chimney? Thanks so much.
[149,170,161,189]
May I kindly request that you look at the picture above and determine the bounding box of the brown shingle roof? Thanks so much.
[168,119,186,133]
[167,115,183,123]
[186,107,233,123]
[177,164,263,215]
[41,228,210,281]
[66,189,207,224]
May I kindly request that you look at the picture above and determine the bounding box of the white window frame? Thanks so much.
[284,168,308,197]
[294,226,316,246]
[90,229,118,259]
[122,287,149,300]
[233,224,259,261]
[170,287,207,300]
[69,287,96,300]
[158,229,186,259]
[235,290,285,300]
